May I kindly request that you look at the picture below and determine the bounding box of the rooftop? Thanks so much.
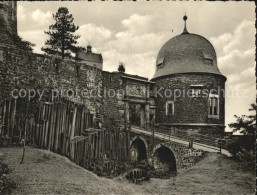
[152,15,225,80]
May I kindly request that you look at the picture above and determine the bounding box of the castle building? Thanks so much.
[76,44,103,70]
[104,15,226,136]
[102,70,156,129]
[151,15,226,136]
[0,1,226,137]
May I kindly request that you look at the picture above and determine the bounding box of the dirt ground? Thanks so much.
[0,147,255,194]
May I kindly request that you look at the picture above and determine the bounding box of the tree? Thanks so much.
[42,7,83,59]
[118,62,125,73]
[226,104,256,162]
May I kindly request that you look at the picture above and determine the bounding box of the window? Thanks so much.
[202,51,213,66]
[208,94,219,118]
[189,85,204,97]
[204,58,213,66]
[157,58,165,70]
[191,88,201,97]
[157,63,164,70]
[165,101,174,116]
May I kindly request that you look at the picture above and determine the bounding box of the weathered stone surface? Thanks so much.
[153,73,226,136]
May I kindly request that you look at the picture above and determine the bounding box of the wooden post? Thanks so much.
[5,100,11,137]
[70,106,77,161]
[10,99,17,138]
[2,101,7,136]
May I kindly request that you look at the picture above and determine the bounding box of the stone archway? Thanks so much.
[130,137,148,162]
[152,144,177,172]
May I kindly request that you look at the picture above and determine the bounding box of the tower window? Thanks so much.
[204,58,213,66]
[208,94,219,118]
[157,58,165,70]
[165,101,174,116]
[189,85,204,97]
[202,51,213,66]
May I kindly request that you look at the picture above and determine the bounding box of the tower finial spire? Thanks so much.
[87,42,92,53]
[182,13,189,34]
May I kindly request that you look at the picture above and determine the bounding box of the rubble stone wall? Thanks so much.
[130,133,205,174]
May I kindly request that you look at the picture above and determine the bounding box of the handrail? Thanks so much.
[132,125,227,149]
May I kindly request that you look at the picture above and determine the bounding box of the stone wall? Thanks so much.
[102,71,125,128]
[34,54,102,115]
[151,141,204,174]
[0,46,102,125]
[153,73,226,134]
[0,1,17,36]
[130,132,205,174]
[0,1,102,120]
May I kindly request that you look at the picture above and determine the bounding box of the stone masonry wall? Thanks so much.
[0,1,17,36]
[0,46,102,122]
[102,71,125,128]
[130,132,205,174]
[153,73,226,127]
[151,141,204,174]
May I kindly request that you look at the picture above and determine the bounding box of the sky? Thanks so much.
[17,1,255,131]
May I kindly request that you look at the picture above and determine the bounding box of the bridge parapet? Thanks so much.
[130,131,205,174]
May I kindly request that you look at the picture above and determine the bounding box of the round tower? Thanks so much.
[152,15,226,136]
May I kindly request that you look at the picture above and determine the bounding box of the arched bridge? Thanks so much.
[130,126,229,174]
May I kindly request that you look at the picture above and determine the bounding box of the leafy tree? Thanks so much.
[42,7,84,59]
[226,104,256,162]
[118,62,125,73]
[11,34,35,52]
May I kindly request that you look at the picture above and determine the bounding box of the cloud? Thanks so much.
[17,5,26,21]
[121,14,154,35]
[31,9,52,26]
[18,30,47,54]
[102,49,156,78]
[210,19,255,129]
[18,6,52,28]
[71,13,170,78]
[223,20,255,54]
[99,14,172,76]
[108,32,169,54]
[76,24,112,50]
[210,19,255,84]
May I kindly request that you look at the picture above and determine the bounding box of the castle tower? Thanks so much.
[0,1,17,36]
[76,44,103,70]
[151,15,226,137]
[0,1,17,61]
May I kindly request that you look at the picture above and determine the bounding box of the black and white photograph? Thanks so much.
[0,1,255,194]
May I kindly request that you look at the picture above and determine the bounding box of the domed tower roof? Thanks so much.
[152,15,225,80]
